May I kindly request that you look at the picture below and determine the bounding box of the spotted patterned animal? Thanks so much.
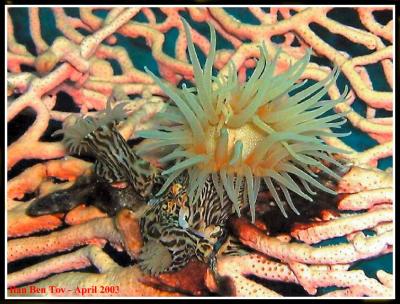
[27,100,247,276]
[139,173,248,275]
[27,120,164,216]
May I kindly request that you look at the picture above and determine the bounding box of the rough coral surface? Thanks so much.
[7,7,393,298]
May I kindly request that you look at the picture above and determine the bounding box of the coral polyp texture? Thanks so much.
[7,7,393,298]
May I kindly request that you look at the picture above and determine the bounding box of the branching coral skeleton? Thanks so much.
[7,7,393,297]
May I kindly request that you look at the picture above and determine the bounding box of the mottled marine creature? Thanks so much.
[26,97,247,275]
[27,99,163,216]
[139,173,248,275]
[27,172,143,216]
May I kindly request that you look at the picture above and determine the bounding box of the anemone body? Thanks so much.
[139,19,349,221]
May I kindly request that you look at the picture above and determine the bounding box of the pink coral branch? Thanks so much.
[8,246,182,296]
[291,208,393,244]
[205,254,392,297]
[8,217,122,263]
[338,188,393,210]
[338,166,392,194]
[231,218,392,265]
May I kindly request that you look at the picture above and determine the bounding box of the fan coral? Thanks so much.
[7,7,392,298]
[139,18,349,221]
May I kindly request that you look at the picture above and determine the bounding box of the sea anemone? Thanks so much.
[138,18,349,221]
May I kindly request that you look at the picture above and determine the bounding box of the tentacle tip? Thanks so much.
[180,16,189,26]
[51,129,64,138]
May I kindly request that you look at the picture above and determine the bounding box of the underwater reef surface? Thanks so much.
[7,7,393,298]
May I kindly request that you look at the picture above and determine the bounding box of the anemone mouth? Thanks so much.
[138,18,350,221]
[54,99,129,155]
